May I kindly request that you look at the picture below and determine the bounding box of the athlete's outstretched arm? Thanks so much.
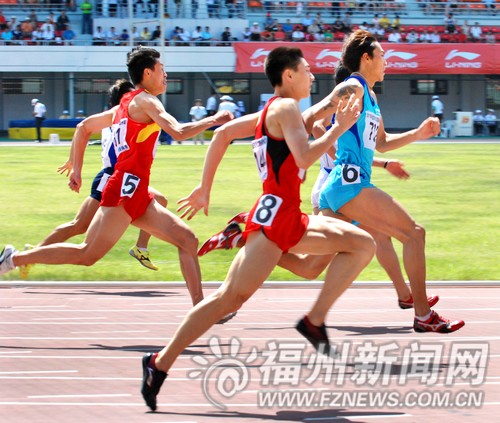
[177,112,260,220]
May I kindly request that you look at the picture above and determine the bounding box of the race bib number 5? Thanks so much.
[121,173,140,198]
[341,164,361,186]
[251,194,283,226]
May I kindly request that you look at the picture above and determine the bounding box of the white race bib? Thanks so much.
[112,118,130,157]
[363,111,380,151]
[251,194,283,226]
[120,172,140,198]
[341,164,361,186]
[251,136,268,181]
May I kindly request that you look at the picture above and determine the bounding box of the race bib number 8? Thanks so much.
[341,164,361,186]
[251,136,268,181]
[121,172,140,198]
[251,194,283,226]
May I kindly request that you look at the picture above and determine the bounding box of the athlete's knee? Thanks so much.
[402,222,426,244]
[351,230,377,261]
[74,245,106,266]
[177,228,199,255]
[214,288,248,314]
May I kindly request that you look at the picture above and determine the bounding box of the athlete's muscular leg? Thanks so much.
[38,197,100,246]
[13,205,131,267]
[134,186,168,249]
[133,200,203,305]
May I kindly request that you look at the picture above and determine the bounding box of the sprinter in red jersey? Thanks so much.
[1,48,232,308]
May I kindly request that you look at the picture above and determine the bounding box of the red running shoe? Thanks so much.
[228,211,249,225]
[413,310,465,333]
[197,222,242,257]
[399,294,440,310]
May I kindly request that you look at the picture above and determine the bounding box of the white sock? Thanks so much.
[136,246,148,252]
[416,311,433,322]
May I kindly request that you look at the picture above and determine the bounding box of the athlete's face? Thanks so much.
[292,58,315,99]
[369,43,386,82]
[148,60,167,95]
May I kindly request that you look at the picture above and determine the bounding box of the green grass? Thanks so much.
[0,143,499,281]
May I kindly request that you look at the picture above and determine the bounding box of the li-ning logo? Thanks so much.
[444,49,482,69]
[384,49,418,69]
[250,48,270,68]
[315,49,341,68]
[250,48,270,59]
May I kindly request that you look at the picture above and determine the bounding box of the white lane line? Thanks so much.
[31,317,107,321]
[305,415,413,421]
[12,305,67,309]
[0,370,77,375]
[70,330,150,334]
[0,351,32,354]
[28,394,131,399]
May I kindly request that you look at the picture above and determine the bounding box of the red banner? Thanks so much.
[234,42,500,74]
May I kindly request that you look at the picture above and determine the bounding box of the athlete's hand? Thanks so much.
[211,110,234,126]
[385,160,410,180]
[417,117,441,139]
[335,94,360,132]
[177,185,210,220]
[57,160,73,176]
[68,171,82,194]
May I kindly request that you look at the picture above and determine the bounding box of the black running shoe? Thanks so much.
[141,353,167,412]
[295,317,331,356]
[216,311,237,324]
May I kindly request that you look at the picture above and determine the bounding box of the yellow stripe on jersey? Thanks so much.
[136,122,161,144]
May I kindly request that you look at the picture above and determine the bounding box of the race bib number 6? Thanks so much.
[341,164,361,186]
[251,194,283,226]
[121,172,140,198]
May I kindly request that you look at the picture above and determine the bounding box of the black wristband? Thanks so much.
[384,161,389,169]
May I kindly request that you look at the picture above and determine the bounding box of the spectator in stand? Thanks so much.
[473,109,485,135]
[307,20,321,37]
[406,29,419,43]
[21,18,33,40]
[7,16,17,31]
[80,0,93,35]
[444,13,456,34]
[120,29,130,46]
[189,99,207,145]
[372,23,385,39]
[387,28,402,43]
[192,0,199,18]
[260,27,273,41]
[175,0,182,17]
[40,18,54,39]
[344,11,353,33]
[332,17,345,33]
[282,19,293,39]
[430,29,441,43]
[241,26,251,41]
[93,25,106,45]
[32,26,43,45]
[273,24,286,41]
[301,12,313,28]
[379,13,390,30]
[419,29,432,43]
[470,22,482,42]
[62,24,76,45]
[221,26,234,45]
[140,27,151,43]
[178,28,191,45]
[168,26,180,41]
[206,0,217,18]
[250,22,261,41]
[391,15,400,30]
[372,13,380,28]
[192,26,203,45]
[201,26,213,45]
[1,26,13,44]
[131,26,141,44]
[484,109,497,135]
[226,0,236,18]
[323,25,334,42]
[56,10,70,34]
[296,1,304,17]
[264,12,273,29]
[0,10,7,31]
[431,95,444,136]
[485,30,495,44]
[314,29,325,42]
[12,24,22,42]
[150,25,162,45]
[106,26,120,46]
[292,25,305,42]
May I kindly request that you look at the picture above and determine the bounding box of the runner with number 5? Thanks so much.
[0,47,233,309]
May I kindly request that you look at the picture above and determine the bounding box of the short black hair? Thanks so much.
[126,47,161,85]
[264,46,304,88]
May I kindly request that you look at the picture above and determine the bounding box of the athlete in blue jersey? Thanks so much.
[315,30,464,334]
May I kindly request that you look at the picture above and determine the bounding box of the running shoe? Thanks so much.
[295,316,331,356]
[141,353,167,412]
[399,294,440,310]
[0,245,17,275]
[197,222,242,257]
[227,211,249,225]
[19,244,34,280]
[216,311,237,324]
[413,310,465,333]
[129,246,158,271]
